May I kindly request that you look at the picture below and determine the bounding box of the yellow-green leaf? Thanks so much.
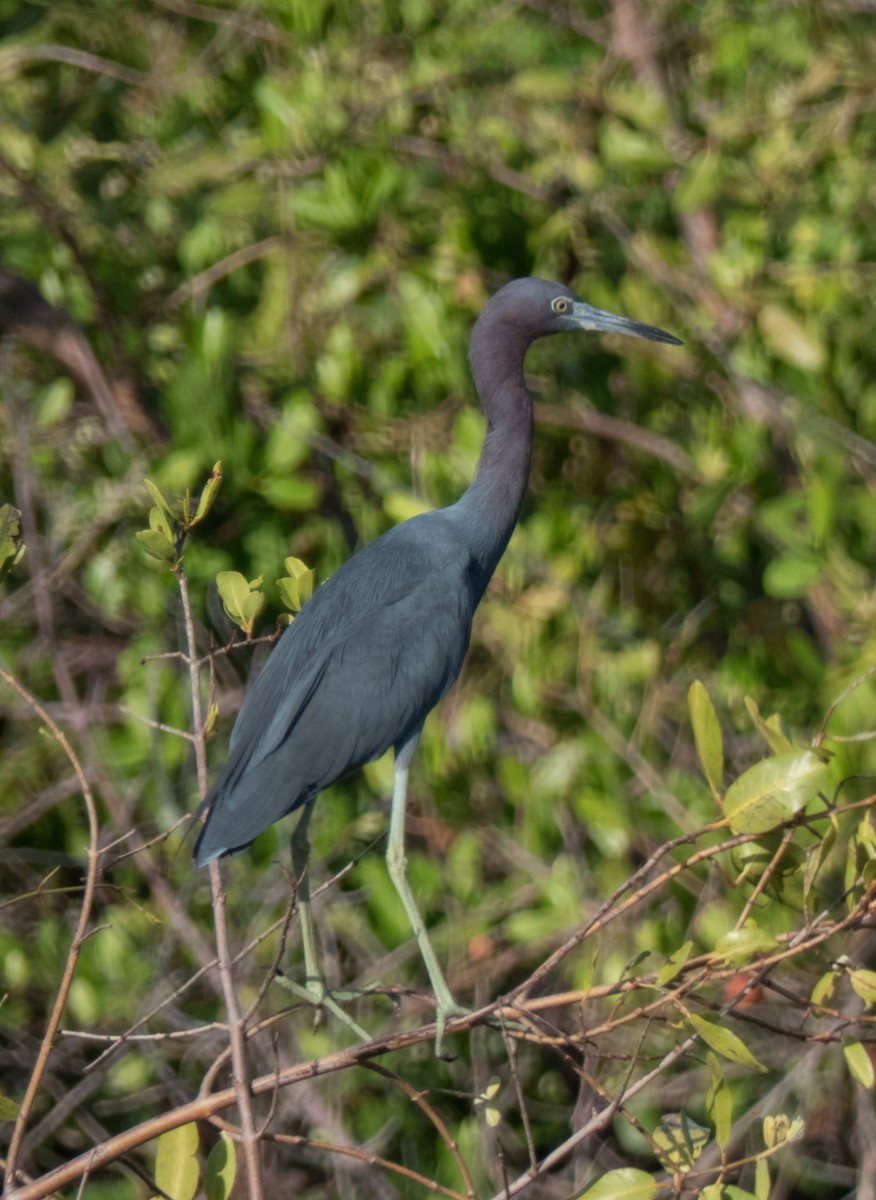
[383,490,433,522]
[758,304,825,371]
[844,1041,874,1088]
[217,571,263,630]
[193,461,223,524]
[744,696,793,754]
[689,681,724,797]
[850,969,876,1006]
[723,750,827,834]
[810,971,837,1006]
[144,479,177,522]
[136,528,178,566]
[688,1013,767,1072]
[706,1053,733,1150]
[204,1131,236,1200]
[277,558,315,612]
[154,1122,199,1200]
[715,921,778,964]
[652,1112,708,1172]
[657,940,694,987]
[754,1158,770,1200]
[576,1167,658,1200]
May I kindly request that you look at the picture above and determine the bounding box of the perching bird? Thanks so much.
[195,277,681,1045]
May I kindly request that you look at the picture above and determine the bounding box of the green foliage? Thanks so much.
[2,0,876,1196]
[152,1123,199,1200]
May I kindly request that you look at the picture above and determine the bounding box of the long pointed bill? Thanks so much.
[571,300,683,346]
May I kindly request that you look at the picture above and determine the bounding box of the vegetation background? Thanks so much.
[2,0,876,1197]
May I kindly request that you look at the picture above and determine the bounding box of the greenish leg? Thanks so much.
[279,796,370,1042]
[385,730,468,1057]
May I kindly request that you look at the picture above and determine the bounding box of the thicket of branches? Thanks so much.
[2,1,876,1198]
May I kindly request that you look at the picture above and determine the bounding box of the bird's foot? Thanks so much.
[434,998,470,1060]
[274,969,371,1042]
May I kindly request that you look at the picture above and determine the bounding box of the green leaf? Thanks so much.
[657,940,694,987]
[144,479,177,523]
[276,556,315,611]
[723,750,828,834]
[0,504,25,577]
[754,1158,770,1200]
[204,1131,237,1200]
[744,696,793,754]
[706,1053,733,1150]
[217,571,264,632]
[136,528,178,566]
[652,1112,709,1172]
[850,969,876,1006]
[0,1088,21,1120]
[383,490,432,522]
[688,1013,767,1072]
[763,553,823,599]
[576,1167,658,1200]
[803,824,836,903]
[844,1041,874,1087]
[689,681,724,797]
[154,1122,199,1200]
[810,971,837,1006]
[193,461,223,525]
[715,921,778,963]
[758,304,825,371]
[675,150,721,212]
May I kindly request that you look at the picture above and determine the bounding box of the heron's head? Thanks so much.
[485,277,682,347]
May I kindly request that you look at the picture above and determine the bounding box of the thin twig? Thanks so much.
[177,565,263,1199]
[0,669,101,1193]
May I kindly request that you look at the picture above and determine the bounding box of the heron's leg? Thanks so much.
[385,729,467,1056]
[280,797,370,1042]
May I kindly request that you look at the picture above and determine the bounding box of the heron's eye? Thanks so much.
[551,297,570,314]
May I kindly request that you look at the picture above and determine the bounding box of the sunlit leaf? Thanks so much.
[204,1131,237,1200]
[652,1112,709,1171]
[723,750,828,834]
[689,681,724,797]
[193,461,223,525]
[707,1053,733,1150]
[844,1041,874,1087]
[688,1013,767,1072]
[576,1167,658,1200]
[744,696,793,754]
[850,968,876,1006]
[758,304,825,370]
[715,922,778,963]
[657,940,694,987]
[154,1122,199,1200]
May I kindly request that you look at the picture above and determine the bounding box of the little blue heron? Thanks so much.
[195,277,681,1046]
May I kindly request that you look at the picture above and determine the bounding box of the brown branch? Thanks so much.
[0,669,101,1193]
[177,564,263,1199]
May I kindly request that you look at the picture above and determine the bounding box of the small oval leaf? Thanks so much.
[723,750,828,834]
[850,968,876,1006]
[204,1131,237,1200]
[577,1167,658,1200]
[657,941,694,987]
[154,1122,200,1200]
[715,922,778,964]
[844,1041,875,1088]
[688,1013,767,1072]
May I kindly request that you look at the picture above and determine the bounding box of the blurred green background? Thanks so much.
[1,1,875,1196]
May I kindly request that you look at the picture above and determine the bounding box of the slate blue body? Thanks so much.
[195,514,487,860]
[193,277,681,868]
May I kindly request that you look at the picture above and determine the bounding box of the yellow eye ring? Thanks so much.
[551,297,570,314]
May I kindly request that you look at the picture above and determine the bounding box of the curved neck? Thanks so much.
[450,313,535,581]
